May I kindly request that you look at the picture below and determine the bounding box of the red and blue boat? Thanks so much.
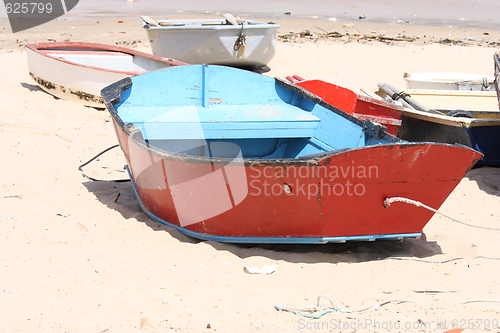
[101,65,481,244]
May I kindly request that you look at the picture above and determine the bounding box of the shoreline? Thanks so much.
[1,15,500,52]
[3,0,500,30]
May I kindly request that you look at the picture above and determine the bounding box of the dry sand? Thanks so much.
[1,15,500,333]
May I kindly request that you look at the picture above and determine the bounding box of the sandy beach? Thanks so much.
[1,11,500,333]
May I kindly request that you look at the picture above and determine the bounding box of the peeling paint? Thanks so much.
[68,88,103,104]
[29,72,103,105]
[30,72,56,90]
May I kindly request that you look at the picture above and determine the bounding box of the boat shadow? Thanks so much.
[20,82,45,92]
[250,65,271,74]
[82,179,204,245]
[208,236,443,264]
[83,180,443,263]
[465,166,500,196]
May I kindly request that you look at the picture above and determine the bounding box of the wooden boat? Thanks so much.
[403,72,495,91]
[25,42,187,108]
[387,88,498,112]
[141,16,280,68]
[286,75,403,136]
[362,85,500,166]
[494,53,500,109]
[101,65,481,244]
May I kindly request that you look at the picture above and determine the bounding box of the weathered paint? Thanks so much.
[30,72,104,105]
[142,18,279,68]
[112,123,480,240]
[397,114,500,166]
[495,53,500,108]
[102,65,482,243]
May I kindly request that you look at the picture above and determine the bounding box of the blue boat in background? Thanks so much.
[364,85,500,167]
[101,65,481,244]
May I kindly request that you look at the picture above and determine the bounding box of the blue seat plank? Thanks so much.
[118,103,320,140]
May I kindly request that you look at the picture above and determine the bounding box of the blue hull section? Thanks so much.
[468,125,500,166]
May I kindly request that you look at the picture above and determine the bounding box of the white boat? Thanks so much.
[141,16,280,68]
[25,42,187,108]
[373,88,499,112]
[403,72,495,91]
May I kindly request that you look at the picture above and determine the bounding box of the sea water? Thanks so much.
[1,0,500,30]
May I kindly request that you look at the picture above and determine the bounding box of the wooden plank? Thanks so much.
[119,104,320,140]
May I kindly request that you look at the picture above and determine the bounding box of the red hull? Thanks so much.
[114,121,481,240]
[288,76,403,136]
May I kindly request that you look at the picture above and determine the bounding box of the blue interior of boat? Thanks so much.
[114,65,396,159]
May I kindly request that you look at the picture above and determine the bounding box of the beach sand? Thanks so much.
[1,15,500,333]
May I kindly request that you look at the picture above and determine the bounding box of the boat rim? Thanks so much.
[141,18,280,31]
[25,42,188,75]
[399,107,500,127]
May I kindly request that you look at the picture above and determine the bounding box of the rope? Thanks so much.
[350,299,418,313]
[387,257,463,264]
[275,295,418,319]
[482,77,490,90]
[474,256,500,260]
[384,197,500,231]
[276,294,500,319]
[233,22,246,51]
[387,256,500,265]
[459,299,500,304]
[78,144,130,182]
[391,91,411,101]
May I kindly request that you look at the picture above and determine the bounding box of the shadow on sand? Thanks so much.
[466,166,500,196]
[20,82,45,92]
[83,179,443,264]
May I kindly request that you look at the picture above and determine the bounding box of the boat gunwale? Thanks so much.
[141,19,280,31]
[25,42,188,76]
[402,89,497,98]
[101,71,480,167]
[404,72,495,85]
[399,108,500,127]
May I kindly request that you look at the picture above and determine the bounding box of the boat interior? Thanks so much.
[155,19,272,28]
[38,48,170,73]
[158,21,243,27]
[112,65,396,160]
